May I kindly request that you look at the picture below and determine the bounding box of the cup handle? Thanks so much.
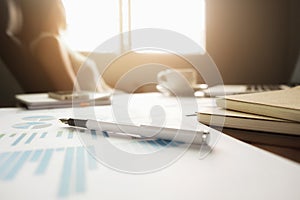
[157,70,167,84]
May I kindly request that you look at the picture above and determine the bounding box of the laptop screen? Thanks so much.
[290,52,300,84]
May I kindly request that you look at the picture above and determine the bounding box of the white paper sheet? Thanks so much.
[0,93,299,200]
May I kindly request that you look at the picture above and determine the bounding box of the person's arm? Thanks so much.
[67,49,113,92]
[33,36,77,91]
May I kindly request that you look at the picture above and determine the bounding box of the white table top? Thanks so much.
[0,93,299,200]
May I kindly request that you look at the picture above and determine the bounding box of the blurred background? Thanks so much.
[0,0,299,106]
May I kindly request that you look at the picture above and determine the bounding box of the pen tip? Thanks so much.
[59,118,68,124]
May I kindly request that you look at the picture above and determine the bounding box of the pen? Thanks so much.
[59,118,210,145]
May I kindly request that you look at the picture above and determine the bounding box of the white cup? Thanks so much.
[157,68,197,96]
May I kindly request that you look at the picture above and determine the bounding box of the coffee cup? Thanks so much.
[157,68,197,96]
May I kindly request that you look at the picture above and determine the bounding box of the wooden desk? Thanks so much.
[221,128,300,163]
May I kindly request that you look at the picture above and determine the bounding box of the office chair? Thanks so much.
[0,0,59,93]
[0,0,24,87]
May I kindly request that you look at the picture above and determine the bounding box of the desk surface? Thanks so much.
[222,128,300,163]
[0,93,299,200]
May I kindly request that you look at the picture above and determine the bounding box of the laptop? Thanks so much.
[202,53,300,97]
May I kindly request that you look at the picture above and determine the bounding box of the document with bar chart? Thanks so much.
[0,107,190,199]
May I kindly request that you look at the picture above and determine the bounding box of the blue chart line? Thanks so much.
[4,150,32,180]
[146,140,158,148]
[91,130,97,140]
[102,131,109,138]
[56,147,64,152]
[40,132,47,138]
[68,131,73,139]
[0,146,99,198]
[0,152,10,165]
[58,147,74,198]
[0,151,21,178]
[12,133,26,146]
[56,131,63,137]
[3,130,76,147]
[35,149,54,175]
[25,133,37,144]
[138,140,148,147]
[87,146,98,170]
[30,149,43,162]
[76,147,85,193]
[155,139,169,146]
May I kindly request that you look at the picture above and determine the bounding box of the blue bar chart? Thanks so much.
[0,127,98,198]
[0,126,180,198]
[0,146,98,198]
[0,129,76,146]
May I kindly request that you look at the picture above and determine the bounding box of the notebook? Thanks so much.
[197,107,300,136]
[216,86,300,122]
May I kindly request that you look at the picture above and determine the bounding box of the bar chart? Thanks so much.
[0,127,180,198]
[0,146,98,198]
[0,129,77,146]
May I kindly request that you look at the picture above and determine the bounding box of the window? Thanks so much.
[62,0,205,53]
